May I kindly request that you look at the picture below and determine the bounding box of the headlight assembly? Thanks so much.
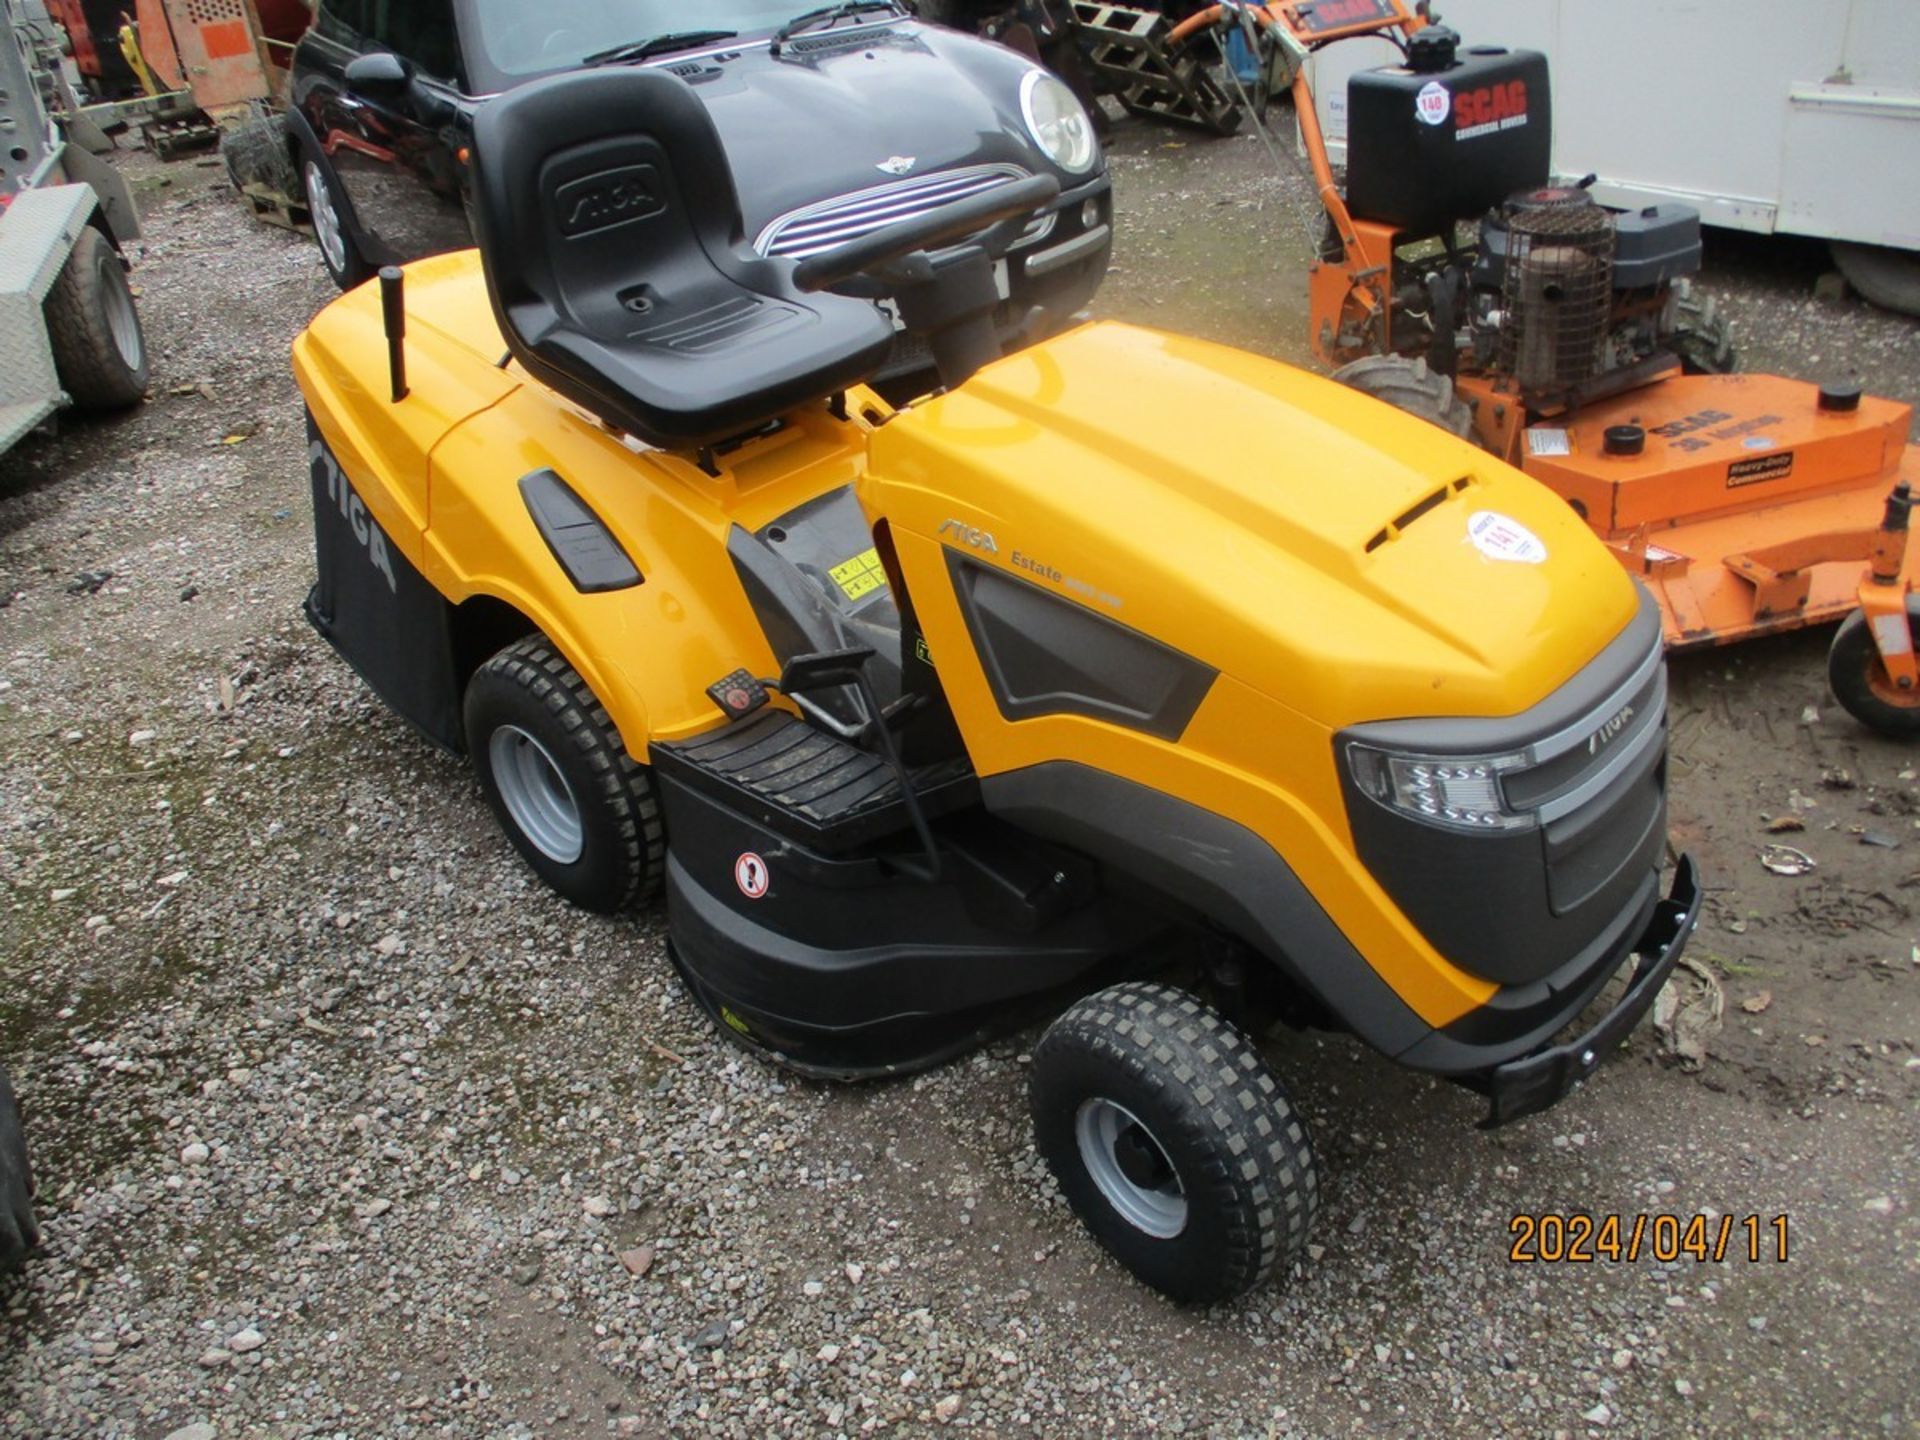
[1020,70,1098,176]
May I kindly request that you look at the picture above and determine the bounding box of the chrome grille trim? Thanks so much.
[754,163,1056,260]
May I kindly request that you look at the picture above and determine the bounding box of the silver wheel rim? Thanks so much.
[488,725,584,864]
[1075,1098,1187,1239]
[304,160,348,275]
[99,255,143,369]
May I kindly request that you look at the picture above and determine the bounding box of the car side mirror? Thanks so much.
[344,51,410,94]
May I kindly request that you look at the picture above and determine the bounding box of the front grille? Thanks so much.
[754,164,1055,260]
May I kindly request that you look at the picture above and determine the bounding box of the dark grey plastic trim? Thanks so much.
[518,469,642,594]
[980,762,1431,1058]
[946,554,1217,741]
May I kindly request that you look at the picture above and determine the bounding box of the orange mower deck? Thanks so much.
[1466,372,1917,650]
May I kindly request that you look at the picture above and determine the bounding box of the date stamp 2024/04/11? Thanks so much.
[1509,1213,1789,1264]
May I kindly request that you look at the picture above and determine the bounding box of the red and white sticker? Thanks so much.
[1415,81,1452,126]
[1468,511,1549,565]
[734,852,770,900]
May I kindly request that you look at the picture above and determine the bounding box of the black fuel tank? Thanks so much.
[1345,45,1552,238]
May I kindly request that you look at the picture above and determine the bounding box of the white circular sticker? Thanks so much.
[1416,81,1452,126]
[1468,511,1549,565]
[734,852,770,900]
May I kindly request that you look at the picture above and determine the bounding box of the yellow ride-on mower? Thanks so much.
[293,67,1698,1302]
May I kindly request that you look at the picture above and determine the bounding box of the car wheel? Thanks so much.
[302,152,374,290]
[0,1066,40,1272]
[1031,981,1318,1303]
[43,227,150,412]
[1827,597,1920,738]
[464,636,664,912]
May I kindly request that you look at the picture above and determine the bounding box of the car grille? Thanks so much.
[753,164,1056,260]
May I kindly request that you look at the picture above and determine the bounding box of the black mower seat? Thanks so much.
[471,70,894,451]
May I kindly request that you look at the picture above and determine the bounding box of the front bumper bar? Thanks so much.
[1476,855,1701,1128]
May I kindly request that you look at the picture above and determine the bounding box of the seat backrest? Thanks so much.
[470,69,890,449]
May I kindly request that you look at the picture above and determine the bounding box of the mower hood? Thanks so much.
[866,322,1643,731]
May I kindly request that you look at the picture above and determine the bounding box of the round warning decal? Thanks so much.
[1468,511,1549,565]
[1415,80,1452,126]
[734,852,770,900]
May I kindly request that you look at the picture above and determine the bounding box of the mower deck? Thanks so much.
[1503,373,1918,649]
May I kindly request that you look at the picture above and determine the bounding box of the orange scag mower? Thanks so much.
[1167,0,1920,735]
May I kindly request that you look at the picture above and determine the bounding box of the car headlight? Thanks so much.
[1020,70,1098,176]
[1346,744,1533,832]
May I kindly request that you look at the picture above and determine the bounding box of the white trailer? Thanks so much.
[1309,0,1920,311]
[1,0,149,458]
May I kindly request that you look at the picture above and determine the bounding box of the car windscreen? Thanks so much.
[464,1,885,86]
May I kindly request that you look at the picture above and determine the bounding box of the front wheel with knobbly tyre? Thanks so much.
[1031,981,1318,1303]
[1826,597,1920,737]
[43,227,149,413]
[0,1065,39,1272]
[1332,354,1477,443]
[464,637,664,912]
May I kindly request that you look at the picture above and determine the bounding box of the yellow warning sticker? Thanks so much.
[829,547,886,601]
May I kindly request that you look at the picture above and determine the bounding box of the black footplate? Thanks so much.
[652,711,975,852]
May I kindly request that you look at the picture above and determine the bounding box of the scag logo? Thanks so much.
[1454,81,1529,140]
[937,518,999,553]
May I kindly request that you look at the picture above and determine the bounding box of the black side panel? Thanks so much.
[947,555,1217,740]
[658,777,1163,1078]
[302,413,463,752]
[980,762,1432,1060]
[518,469,642,593]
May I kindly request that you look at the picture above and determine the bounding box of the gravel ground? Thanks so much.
[0,114,1917,1440]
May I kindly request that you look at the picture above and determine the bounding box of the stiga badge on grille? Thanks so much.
[1468,511,1548,564]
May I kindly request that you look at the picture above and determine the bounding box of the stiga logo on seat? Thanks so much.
[1454,81,1530,141]
[310,439,396,593]
[554,165,666,237]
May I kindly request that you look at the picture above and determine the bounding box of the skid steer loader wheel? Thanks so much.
[1031,982,1317,1304]
[465,637,664,912]
[1827,598,1920,738]
[44,227,150,413]
[1332,355,1476,442]
[0,1066,39,1272]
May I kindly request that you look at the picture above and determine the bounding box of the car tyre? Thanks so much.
[1031,981,1317,1303]
[44,227,149,412]
[465,636,664,912]
[302,150,374,290]
[0,1066,40,1272]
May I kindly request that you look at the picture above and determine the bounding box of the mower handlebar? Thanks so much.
[791,174,1061,294]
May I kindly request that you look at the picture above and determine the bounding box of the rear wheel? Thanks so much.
[44,227,149,412]
[1031,982,1318,1303]
[1827,597,1920,737]
[465,637,664,911]
[1332,354,1476,442]
[0,1066,39,1272]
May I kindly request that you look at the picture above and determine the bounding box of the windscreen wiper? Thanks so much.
[581,30,739,66]
[770,2,903,54]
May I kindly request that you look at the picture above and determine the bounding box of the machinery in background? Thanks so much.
[1,0,149,460]
[1170,1,1920,735]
